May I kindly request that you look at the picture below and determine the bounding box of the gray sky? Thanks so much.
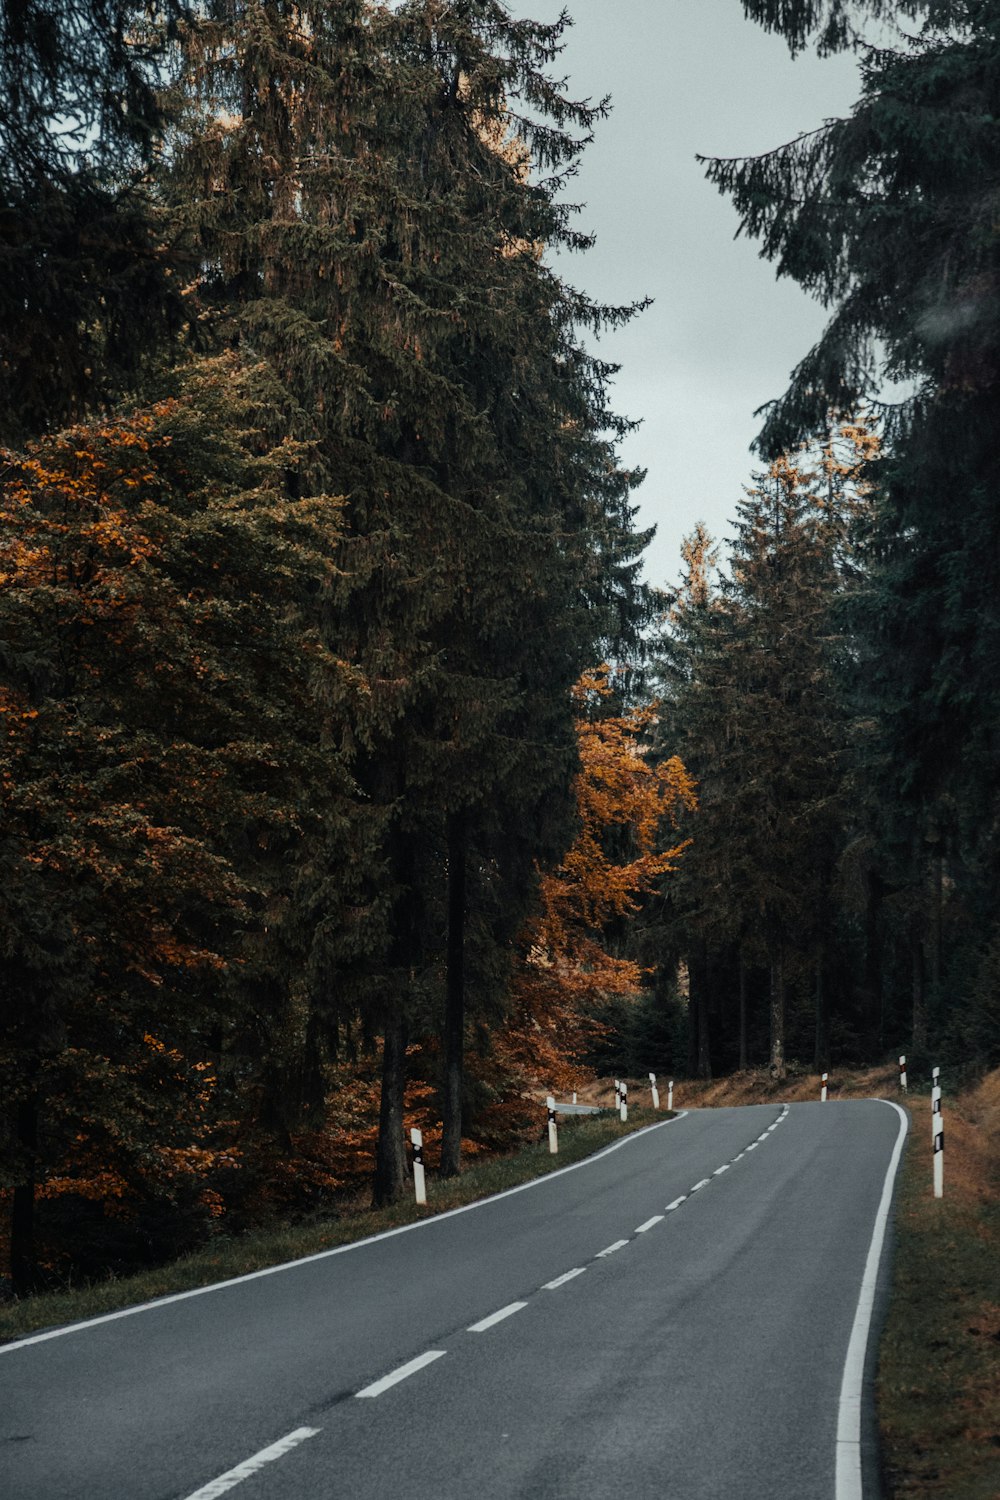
[535,0,865,588]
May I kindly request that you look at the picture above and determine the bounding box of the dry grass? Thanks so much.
[610,1061,904,1109]
[877,1068,1000,1499]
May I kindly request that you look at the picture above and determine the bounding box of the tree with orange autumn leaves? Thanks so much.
[0,356,361,1291]
[495,668,696,1094]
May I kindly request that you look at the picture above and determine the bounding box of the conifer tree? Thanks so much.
[714,0,1000,1066]
[165,0,652,1199]
[0,356,355,1290]
[656,447,859,1077]
[0,1,189,440]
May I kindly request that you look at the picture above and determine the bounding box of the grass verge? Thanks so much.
[0,1104,663,1348]
[877,1070,1000,1499]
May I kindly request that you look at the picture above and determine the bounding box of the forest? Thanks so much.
[1,0,998,1299]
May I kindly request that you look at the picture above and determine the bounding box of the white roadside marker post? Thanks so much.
[614,1078,621,1113]
[620,1080,628,1123]
[667,1079,674,1111]
[649,1072,660,1110]
[546,1095,558,1155]
[821,1071,828,1103]
[410,1127,427,1206]
[572,1090,577,1105]
[899,1054,908,1091]
[931,1065,941,1141]
[932,1067,944,1198]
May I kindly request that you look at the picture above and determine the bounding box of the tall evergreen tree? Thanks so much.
[711,0,1000,1066]
[0,1,190,440]
[656,447,859,1077]
[0,355,355,1290]
[166,0,652,1200]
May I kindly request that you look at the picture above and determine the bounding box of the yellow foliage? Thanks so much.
[500,666,696,1089]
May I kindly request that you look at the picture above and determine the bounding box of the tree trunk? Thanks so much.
[697,984,712,1080]
[10,1091,39,1296]
[694,944,712,1080]
[769,947,786,1079]
[912,918,927,1054]
[930,848,943,992]
[372,1004,409,1207]
[738,955,748,1071]
[439,813,466,1178]
[813,942,828,1072]
[685,947,712,1079]
[685,954,698,1076]
[861,869,883,1061]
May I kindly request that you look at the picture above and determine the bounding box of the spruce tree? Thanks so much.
[0,355,355,1290]
[165,0,652,1200]
[0,1,189,440]
[656,449,857,1078]
[714,0,1000,1067]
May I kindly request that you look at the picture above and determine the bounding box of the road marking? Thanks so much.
[0,1114,691,1356]
[665,1195,686,1211]
[182,1427,320,1498]
[635,1215,664,1233]
[733,1151,745,1161]
[713,1164,730,1175]
[746,1142,758,1151]
[468,1301,528,1333]
[835,1100,909,1500]
[596,1239,629,1257]
[689,1178,710,1192]
[356,1349,446,1397]
[542,1267,586,1290]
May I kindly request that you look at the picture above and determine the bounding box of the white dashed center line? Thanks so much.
[713,1164,730,1176]
[356,1350,447,1397]
[467,1302,528,1333]
[689,1178,711,1193]
[183,1429,321,1499]
[635,1215,664,1233]
[665,1195,687,1211]
[596,1239,629,1258]
[542,1267,586,1290]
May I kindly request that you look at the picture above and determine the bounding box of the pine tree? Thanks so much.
[165,0,652,1200]
[0,355,355,1290]
[656,447,858,1078]
[0,1,189,440]
[716,0,1000,1068]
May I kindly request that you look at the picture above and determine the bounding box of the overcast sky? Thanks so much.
[533,0,866,589]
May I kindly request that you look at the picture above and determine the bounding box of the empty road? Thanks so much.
[0,1099,907,1500]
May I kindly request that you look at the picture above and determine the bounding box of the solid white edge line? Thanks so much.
[542,1267,586,1290]
[1,1111,691,1354]
[665,1195,686,1211]
[467,1301,527,1333]
[355,1349,446,1398]
[596,1239,629,1257]
[635,1215,664,1233]
[835,1099,909,1500]
[182,1427,320,1500]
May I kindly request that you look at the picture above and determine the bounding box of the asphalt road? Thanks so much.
[0,1100,907,1500]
